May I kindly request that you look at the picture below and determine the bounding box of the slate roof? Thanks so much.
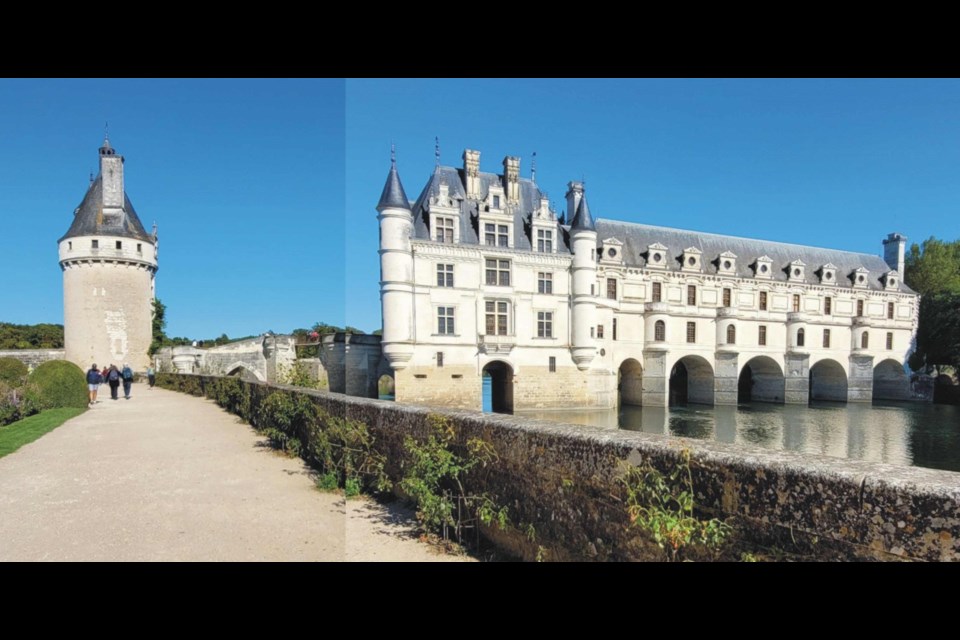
[376,160,410,211]
[59,174,153,243]
[595,218,912,293]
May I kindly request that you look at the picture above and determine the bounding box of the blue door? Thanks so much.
[482,372,493,412]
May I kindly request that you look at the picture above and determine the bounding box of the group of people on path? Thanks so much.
[86,363,156,406]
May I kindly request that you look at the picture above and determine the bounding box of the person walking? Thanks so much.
[121,363,134,399]
[107,364,121,400]
[86,363,101,406]
[147,366,156,389]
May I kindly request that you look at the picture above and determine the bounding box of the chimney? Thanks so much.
[502,156,520,204]
[565,181,584,222]
[463,149,481,199]
[883,232,907,277]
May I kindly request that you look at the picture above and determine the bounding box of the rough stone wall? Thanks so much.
[0,350,66,372]
[63,263,154,371]
[163,373,960,562]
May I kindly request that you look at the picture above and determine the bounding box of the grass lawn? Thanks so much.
[0,407,86,458]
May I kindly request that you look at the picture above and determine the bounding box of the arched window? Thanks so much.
[726,324,736,344]
[654,320,665,342]
[797,327,805,347]
[861,331,869,349]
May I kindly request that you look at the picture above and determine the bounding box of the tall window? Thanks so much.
[887,302,895,319]
[823,329,831,348]
[607,278,617,300]
[723,288,732,307]
[686,322,696,344]
[652,282,662,302]
[437,307,455,335]
[549,356,556,372]
[484,223,496,246]
[726,324,736,345]
[857,299,864,317]
[861,331,869,349]
[435,217,454,243]
[485,259,510,286]
[654,320,665,342]
[485,301,509,336]
[493,195,501,208]
[613,318,618,341]
[537,229,553,253]
[436,264,454,287]
[758,325,767,346]
[437,352,444,368]
[825,297,832,315]
[537,312,553,338]
[797,327,805,347]
[687,285,696,306]
[537,272,553,294]
[886,332,893,350]
[792,294,801,312]
[497,225,509,247]
[597,324,604,339]
[759,291,767,311]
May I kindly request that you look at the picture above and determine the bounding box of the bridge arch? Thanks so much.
[618,358,644,407]
[737,355,785,404]
[873,358,911,401]
[809,358,847,402]
[225,362,265,382]
[669,355,714,406]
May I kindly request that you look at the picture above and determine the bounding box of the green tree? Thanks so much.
[149,298,168,356]
[904,237,960,297]
[909,292,960,375]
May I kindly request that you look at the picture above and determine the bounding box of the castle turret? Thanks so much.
[569,190,597,370]
[59,136,158,371]
[377,148,415,369]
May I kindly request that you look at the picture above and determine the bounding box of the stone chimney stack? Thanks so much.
[503,156,520,204]
[883,232,907,278]
[463,149,481,199]
[565,181,584,222]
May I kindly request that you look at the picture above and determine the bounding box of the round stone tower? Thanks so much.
[59,136,158,371]
[569,185,598,370]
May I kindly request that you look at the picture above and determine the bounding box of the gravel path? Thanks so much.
[0,387,469,562]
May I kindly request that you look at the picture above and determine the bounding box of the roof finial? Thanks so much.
[89,171,94,184]
[391,142,396,167]
[531,151,537,183]
[435,136,440,167]
[104,121,109,145]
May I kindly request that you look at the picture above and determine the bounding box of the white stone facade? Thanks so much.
[378,148,919,412]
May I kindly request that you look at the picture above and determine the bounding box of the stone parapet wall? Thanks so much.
[0,350,66,372]
[159,373,960,562]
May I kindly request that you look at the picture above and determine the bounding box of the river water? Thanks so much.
[517,401,960,473]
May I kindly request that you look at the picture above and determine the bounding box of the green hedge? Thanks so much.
[27,361,88,410]
[0,358,28,386]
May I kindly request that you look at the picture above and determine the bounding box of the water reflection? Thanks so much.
[516,401,960,472]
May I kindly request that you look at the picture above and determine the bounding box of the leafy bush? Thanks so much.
[25,361,88,410]
[0,358,28,386]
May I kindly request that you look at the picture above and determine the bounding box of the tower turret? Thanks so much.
[569,192,597,370]
[59,136,158,371]
[377,147,415,369]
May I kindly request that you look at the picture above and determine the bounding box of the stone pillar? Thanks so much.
[848,354,875,402]
[642,349,668,407]
[784,352,810,404]
[323,334,346,394]
[714,351,739,405]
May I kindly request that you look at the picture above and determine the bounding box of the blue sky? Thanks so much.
[0,78,344,338]
[346,78,960,331]
[4,79,960,338]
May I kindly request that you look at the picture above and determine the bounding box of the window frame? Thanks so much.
[654,320,666,342]
[686,321,696,344]
[436,263,454,288]
[687,284,696,306]
[435,216,455,243]
[436,306,456,336]
[652,282,662,302]
[537,272,553,295]
[758,325,767,346]
[536,311,554,338]
[485,258,511,287]
[484,300,510,336]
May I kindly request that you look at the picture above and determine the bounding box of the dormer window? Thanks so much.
[682,247,702,272]
[537,229,553,253]
[600,238,624,265]
[647,243,668,269]
[788,259,805,282]
[435,217,455,243]
[485,223,509,247]
[717,251,737,275]
[754,255,773,279]
[882,270,900,291]
[493,195,500,209]
[819,263,837,285]
[851,267,870,289]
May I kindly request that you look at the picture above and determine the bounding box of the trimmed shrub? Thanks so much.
[26,361,88,410]
[0,358,29,386]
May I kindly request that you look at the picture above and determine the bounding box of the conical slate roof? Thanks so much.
[377,161,411,211]
[59,174,153,243]
[570,194,596,232]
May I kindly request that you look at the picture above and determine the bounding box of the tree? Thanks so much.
[904,237,960,297]
[149,298,168,356]
[909,292,960,375]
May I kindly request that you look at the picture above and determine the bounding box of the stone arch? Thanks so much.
[809,358,847,402]
[225,362,265,382]
[618,358,644,407]
[737,355,785,404]
[873,358,910,401]
[482,360,514,414]
[669,355,714,406]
